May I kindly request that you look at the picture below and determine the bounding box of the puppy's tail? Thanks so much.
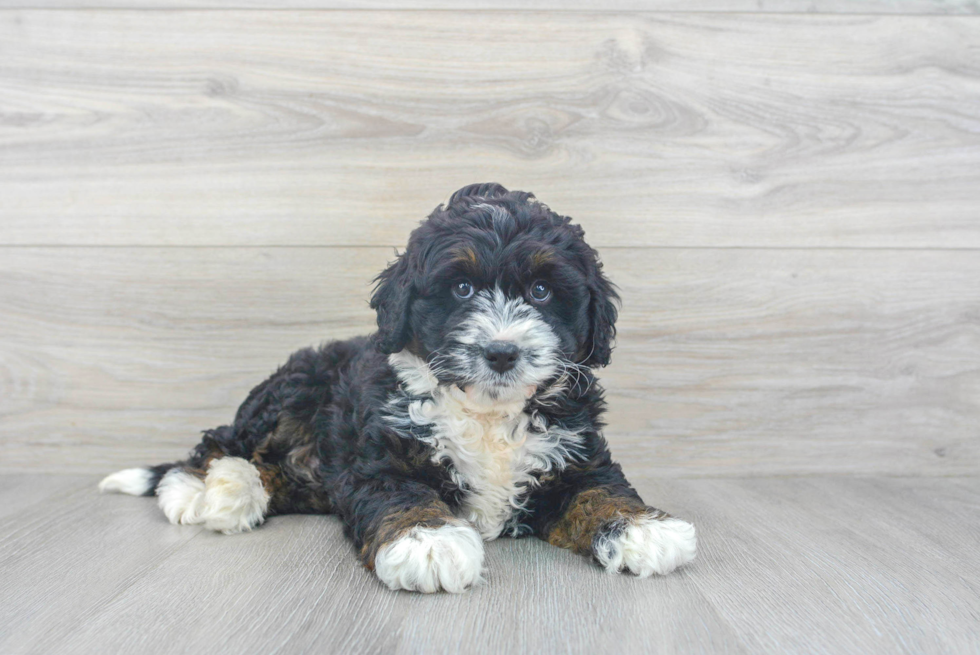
[98,463,177,497]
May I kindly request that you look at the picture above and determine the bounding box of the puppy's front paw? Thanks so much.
[593,513,697,577]
[374,523,484,593]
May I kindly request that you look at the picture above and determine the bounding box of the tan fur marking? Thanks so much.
[546,487,651,555]
[184,444,227,479]
[449,247,481,275]
[361,502,461,570]
[254,462,290,513]
[250,416,329,514]
[530,249,555,267]
[253,417,318,474]
[457,247,478,265]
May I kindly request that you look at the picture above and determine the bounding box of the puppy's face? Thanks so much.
[372,184,618,401]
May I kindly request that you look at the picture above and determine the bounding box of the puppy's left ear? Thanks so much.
[583,258,620,368]
[370,253,414,355]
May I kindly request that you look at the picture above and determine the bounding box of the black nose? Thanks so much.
[484,341,519,374]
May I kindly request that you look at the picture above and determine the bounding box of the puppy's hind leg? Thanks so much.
[101,456,271,535]
[162,458,270,534]
[100,462,207,525]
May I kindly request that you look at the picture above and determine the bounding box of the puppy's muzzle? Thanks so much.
[483,341,519,374]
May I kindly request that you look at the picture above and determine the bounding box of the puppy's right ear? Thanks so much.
[370,253,414,355]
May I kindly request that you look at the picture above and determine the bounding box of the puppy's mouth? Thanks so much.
[442,369,533,392]
[429,350,554,405]
[454,380,538,399]
[452,381,538,407]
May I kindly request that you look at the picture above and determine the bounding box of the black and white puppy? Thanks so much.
[100,183,697,593]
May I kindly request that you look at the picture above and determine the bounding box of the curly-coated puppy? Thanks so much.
[99,183,697,593]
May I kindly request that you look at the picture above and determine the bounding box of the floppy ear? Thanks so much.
[582,260,620,368]
[370,253,415,355]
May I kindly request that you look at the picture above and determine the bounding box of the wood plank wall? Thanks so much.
[1,4,978,476]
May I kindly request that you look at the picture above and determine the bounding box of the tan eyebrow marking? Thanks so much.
[449,247,480,272]
[530,249,555,267]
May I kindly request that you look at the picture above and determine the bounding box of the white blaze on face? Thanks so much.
[448,287,560,395]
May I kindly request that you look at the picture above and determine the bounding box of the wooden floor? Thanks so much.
[0,473,977,655]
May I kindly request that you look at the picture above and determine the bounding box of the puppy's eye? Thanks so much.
[529,281,552,303]
[452,280,474,300]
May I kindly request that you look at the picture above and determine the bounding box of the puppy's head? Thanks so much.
[371,183,618,401]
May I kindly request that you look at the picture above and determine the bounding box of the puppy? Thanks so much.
[100,183,697,593]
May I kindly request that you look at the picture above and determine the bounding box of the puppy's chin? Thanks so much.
[455,382,537,409]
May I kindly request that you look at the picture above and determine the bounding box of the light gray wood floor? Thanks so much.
[1,474,978,655]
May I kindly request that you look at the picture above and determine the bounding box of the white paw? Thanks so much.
[157,458,269,535]
[594,514,697,577]
[157,469,207,524]
[98,468,154,496]
[374,524,485,593]
[199,457,270,534]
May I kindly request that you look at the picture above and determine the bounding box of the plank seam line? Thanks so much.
[0,7,977,15]
[1,244,979,252]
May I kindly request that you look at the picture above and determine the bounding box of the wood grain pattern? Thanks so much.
[680,476,980,654]
[2,12,979,248]
[0,0,976,12]
[2,246,977,476]
[0,482,203,655]
[0,474,93,520]
[1,475,976,654]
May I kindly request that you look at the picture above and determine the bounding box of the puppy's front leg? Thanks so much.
[531,463,697,577]
[338,477,484,593]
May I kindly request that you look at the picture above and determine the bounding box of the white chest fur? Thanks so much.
[388,352,584,540]
[408,386,580,539]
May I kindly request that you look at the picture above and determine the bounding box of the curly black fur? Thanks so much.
[127,183,676,575]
